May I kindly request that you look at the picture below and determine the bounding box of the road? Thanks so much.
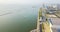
[49,15,60,32]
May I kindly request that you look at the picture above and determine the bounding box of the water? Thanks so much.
[0,4,40,32]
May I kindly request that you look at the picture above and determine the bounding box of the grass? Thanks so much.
[39,8,42,19]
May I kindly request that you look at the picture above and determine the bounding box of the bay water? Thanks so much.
[0,4,40,32]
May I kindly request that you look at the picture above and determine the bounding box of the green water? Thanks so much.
[0,4,40,32]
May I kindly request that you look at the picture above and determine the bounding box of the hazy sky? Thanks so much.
[0,0,60,4]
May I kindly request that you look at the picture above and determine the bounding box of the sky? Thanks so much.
[0,0,60,4]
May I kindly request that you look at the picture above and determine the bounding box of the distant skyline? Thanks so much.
[0,0,60,4]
